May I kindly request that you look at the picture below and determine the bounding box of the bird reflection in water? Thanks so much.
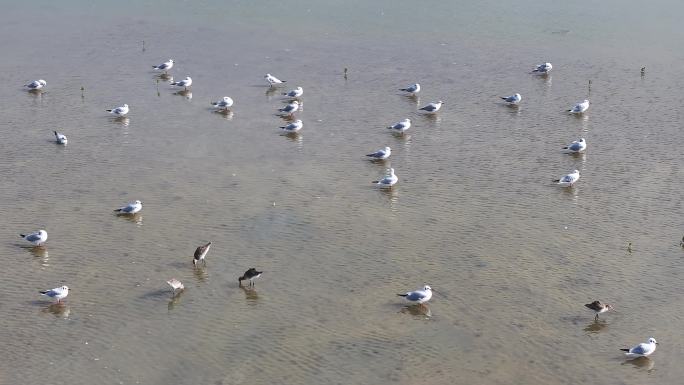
[118,212,143,225]
[214,109,234,120]
[174,89,192,100]
[622,356,654,372]
[168,290,184,312]
[193,266,208,282]
[400,304,432,319]
[265,87,278,97]
[240,285,259,303]
[43,303,70,318]
[113,116,130,127]
[583,318,608,333]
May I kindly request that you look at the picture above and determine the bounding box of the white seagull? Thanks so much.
[114,200,142,214]
[282,86,303,98]
[106,104,129,116]
[54,131,68,145]
[419,101,443,113]
[532,62,553,74]
[621,338,658,357]
[278,100,299,115]
[563,138,587,153]
[366,146,391,160]
[280,119,303,133]
[399,83,420,94]
[211,96,234,110]
[554,170,580,187]
[20,229,48,246]
[152,59,174,73]
[40,286,69,302]
[398,285,432,304]
[501,93,522,105]
[265,73,286,86]
[167,278,184,292]
[387,118,411,133]
[372,168,398,188]
[25,79,47,90]
[171,76,192,90]
[568,99,590,114]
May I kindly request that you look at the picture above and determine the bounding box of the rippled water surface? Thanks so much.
[1,1,683,384]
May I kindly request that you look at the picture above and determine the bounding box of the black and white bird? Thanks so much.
[387,118,411,134]
[554,170,580,187]
[585,300,614,320]
[278,100,299,115]
[25,79,47,90]
[54,131,68,145]
[211,96,234,110]
[372,168,398,188]
[568,99,590,114]
[366,146,391,160]
[106,104,129,116]
[193,242,212,266]
[280,119,303,133]
[40,286,69,302]
[532,62,553,74]
[562,138,587,153]
[265,73,286,86]
[419,101,443,113]
[170,76,192,90]
[282,86,303,98]
[20,229,48,246]
[114,200,142,214]
[398,285,432,304]
[239,268,263,287]
[399,83,420,94]
[621,338,658,357]
[152,59,174,73]
[501,93,522,105]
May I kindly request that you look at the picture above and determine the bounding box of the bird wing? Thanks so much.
[630,343,648,354]
[420,105,436,111]
[406,291,426,301]
[25,233,41,242]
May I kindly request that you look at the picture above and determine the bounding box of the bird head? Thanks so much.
[423,285,432,291]
[648,338,658,345]
[62,286,69,291]
[385,146,391,152]
[135,200,142,205]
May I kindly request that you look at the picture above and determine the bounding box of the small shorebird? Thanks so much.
[501,93,522,105]
[152,59,174,73]
[114,200,142,215]
[106,103,129,117]
[532,62,553,74]
[366,146,391,160]
[40,286,69,302]
[170,76,192,91]
[568,99,590,114]
[166,278,184,293]
[282,86,303,98]
[399,83,420,94]
[562,138,587,153]
[54,131,68,145]
[265,73,286,86]
[621,338,658,357]
[554,170,580,187]
[372,168,398,188]
[398,285,432,304]
[239,268,263,287]
[387,118,411,134]
[418,100,443,113]
[585,300,614,320]
[25,79,47,90]
[20,229,48,246]
[193,242,212,266]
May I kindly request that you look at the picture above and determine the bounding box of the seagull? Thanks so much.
[170,77,192,90]
[282,86,303,98]
[501,93,522,105]
[568,99,590,114]
[193,242,212,266]
[532,62,553,74]
[25,79,47,90]
[585,300,614,320]
[106,104,129,116]
[366,146,391,160]
[265,73,286,86]
[419,101,443,113]
[152,59,174,73]
[554,170,580,187]
[166,278,184,293]
[387,118,411,133]
[563,138,587,153]
[399,83,420,94]
[239,268,263,287]
[211,96,234,110]
[54,131,68,145]
[397,285,432,304]
[372,168,398,188]
[278,100,299,115]
[114,200,142,214]
[40,286,69,302]
[621,338,658,357]
[20,229,48,246]
[280,119,303,133]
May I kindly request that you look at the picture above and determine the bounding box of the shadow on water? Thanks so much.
[213,109,234,120]
[583,319,608,333]
[168,290,184,312]
[240,285,259,304]
[400,304,432,319]
[174,90,192,100]
[622,356,655,372]
[41,303,71,318]
[193,266,209,282]
[115,212,143,225]
[111,116,130,127]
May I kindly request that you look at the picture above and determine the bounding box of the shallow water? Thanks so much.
[1,1,683,384]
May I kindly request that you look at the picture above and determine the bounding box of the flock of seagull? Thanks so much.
[21,58,658,360]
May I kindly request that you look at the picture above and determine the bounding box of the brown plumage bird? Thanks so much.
[239,268,263,287]
[585,300,614,320]
[193,242,212,266]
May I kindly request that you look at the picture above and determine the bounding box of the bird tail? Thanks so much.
[397,294,408,297]
[620,349,630,352]
[372,180,380,184]
[113,208,122,212]
[152,65,158,69]
[366,154,375,157]
[54,131,58,136]
[500,97,507,100]
[106,109,113,112]
[399,88,408,91]
[562,146,569,150]
[281,80,287,83]
[553,179,560,183]
[39,290,48,295]
[19,234,25,238]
